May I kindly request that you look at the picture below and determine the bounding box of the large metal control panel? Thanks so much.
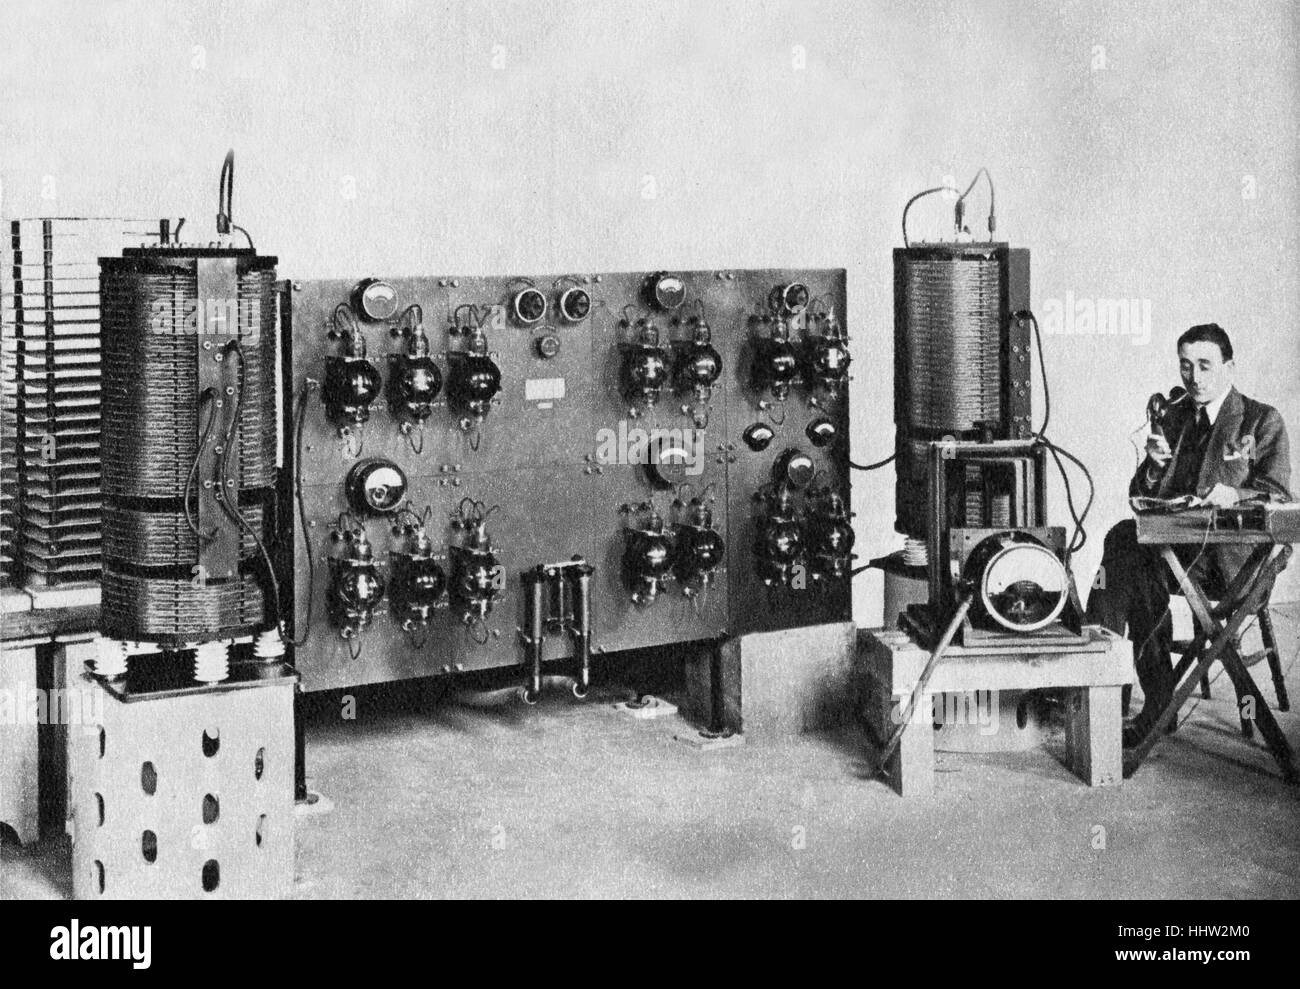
[290,270,850,692]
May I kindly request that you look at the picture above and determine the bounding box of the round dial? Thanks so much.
[773,448,816,490]
[805,417,837,448]
[646,272,687,311]
[646,437,696,489]
[768,282,810,316]
[346,459,409,515]
[354,279,399,322]
[558,287,591,322]
[513,288,548,325]
[980,541,1068,632]
[743,422,775,451]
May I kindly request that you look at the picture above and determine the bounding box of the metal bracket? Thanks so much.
[196,257,242,580]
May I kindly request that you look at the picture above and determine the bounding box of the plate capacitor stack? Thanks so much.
[97,242,282,683]
[2,218,170,600]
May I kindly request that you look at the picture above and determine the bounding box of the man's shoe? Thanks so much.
[1122,700,1169,748]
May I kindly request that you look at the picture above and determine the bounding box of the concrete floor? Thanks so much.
[5,605,1300,899]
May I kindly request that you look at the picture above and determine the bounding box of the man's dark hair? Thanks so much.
[1178,323,1233,361]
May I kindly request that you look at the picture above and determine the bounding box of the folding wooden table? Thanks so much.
[1126,505,1297,781]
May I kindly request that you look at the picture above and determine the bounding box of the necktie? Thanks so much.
[1169,407,1213,495]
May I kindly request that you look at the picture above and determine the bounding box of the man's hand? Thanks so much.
[1195,483,1240,508]
[1145,433,1173,468]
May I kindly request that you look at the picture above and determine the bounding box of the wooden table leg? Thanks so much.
[883,689,934,797]
[1068,685,1123,786]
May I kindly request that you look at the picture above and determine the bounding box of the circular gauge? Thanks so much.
[346,458,408,515]
[773,448,816,490]
[979,539,1068,632]
[353,279,400,322]
[558,287,591,323]
[743,422,776,452]
[513,288,548,325]
[646,437,696,489]
[805,417,837,448]
[768,282,810,316]
[645,272,687,311]
[535,334,561,359]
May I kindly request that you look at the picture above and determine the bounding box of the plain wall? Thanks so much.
[2,0,1297,620]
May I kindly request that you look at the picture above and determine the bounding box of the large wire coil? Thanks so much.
[898,251,1002,432]
[103,503,267,568]
[100,258,278,498]
[100,568,266,642]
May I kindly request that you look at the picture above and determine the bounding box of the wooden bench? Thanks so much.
[857,626,1133,796]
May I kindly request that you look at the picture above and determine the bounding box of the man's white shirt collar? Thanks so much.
[1196,389,1230,425]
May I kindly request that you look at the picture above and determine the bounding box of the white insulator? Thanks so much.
[194,640,231,684]
[254,627,286,660]
[92,637,129,679]
[903,537,929,568]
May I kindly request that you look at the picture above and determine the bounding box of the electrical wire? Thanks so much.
[955,167,996,238]
[849,451,897,472]
[215,342,286,640]
[1020,306,1093,555]
[901,185,959,248]
[291,381,317,647]
[217,150,234,235]
[184,388,219,541]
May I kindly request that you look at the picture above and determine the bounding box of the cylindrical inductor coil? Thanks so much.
[99,569,266,644]
[895,246,1003,434]
[98,246,279,645]
[102,503,267,568]
[100,251,279,499]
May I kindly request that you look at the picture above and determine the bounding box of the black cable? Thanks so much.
[291,382,317,647]
[184,388,219,541]
[1037,435,1094,556]
[214,342,286,639]
[955,167,996,238]
[217,150,234,235]
[901,185,960,248]
[849,451,897,472]
[1019,305,1088,553]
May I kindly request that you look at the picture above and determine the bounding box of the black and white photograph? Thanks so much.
[0,0,1295,937]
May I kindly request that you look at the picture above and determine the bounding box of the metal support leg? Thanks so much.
[570,564,593,699]
[294,685,308,803]
[522,570,545,704]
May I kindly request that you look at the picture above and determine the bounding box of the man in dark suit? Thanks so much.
[1085,324,1292,747]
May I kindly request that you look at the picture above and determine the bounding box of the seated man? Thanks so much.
[1085,323,1292,747]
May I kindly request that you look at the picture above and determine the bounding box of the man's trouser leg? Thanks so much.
[1086,519,1175,714]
